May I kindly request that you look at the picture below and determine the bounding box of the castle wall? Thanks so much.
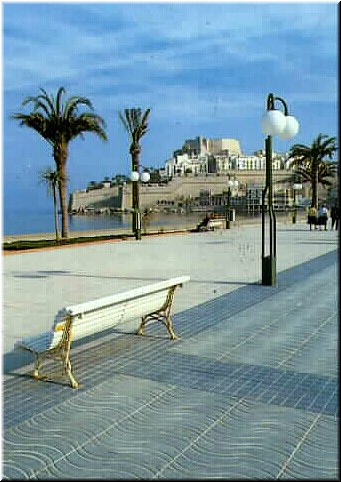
[69,171,292,212]
[69,186,123,212]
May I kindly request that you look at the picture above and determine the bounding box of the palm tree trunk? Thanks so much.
[312,157,319,209]
[53,184,60,241]
[59,172,69,239]
[54,143,69,239]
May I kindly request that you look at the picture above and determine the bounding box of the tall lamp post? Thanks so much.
[130,170,150,240]
[261,93,299,285]
[225,179,238,229]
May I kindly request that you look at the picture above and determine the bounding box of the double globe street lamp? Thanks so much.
[261,93,299,285]
[130,170,150,240]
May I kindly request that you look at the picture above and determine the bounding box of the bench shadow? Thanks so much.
[3,326,173,375]
[10,270,259,286]
[13,270,72,279]
[3,323,141,375]
[7,371,74,388]
[3,350,34,373]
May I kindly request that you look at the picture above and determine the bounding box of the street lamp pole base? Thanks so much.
[133,211,142,240]
[262,255,276,286]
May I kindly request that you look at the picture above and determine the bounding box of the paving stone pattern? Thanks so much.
[2,250,338,479]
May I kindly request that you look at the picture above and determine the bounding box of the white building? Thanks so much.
[165,136,288,177]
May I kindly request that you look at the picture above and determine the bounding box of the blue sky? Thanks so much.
[1,1,338,212]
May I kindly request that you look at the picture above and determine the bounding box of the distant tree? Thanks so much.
[149,170,161,183]
[39,167,61,241]
[141,166,161,183]
[87,181,97,190]
[118,108,151,239]
[13,87,108,238]
[112,173,130,185]
[287,134,337,208]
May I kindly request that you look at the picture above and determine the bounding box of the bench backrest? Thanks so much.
[207,218,224,227]
[51,275,190,346]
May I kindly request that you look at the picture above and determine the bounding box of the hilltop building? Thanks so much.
[165,136,288,177]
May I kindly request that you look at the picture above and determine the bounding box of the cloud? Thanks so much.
[2,1,338,191]
[3,2,337,96]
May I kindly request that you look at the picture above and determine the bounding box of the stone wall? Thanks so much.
[69,170,293,212]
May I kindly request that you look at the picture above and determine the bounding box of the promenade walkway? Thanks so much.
[2,222,339,479]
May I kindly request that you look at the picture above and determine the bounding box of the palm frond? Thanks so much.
[141,108,151,127]
[37,87,56,116]
[64,96,94,120]
[55,87,66,118]
[68,113,107,142]
[119,107,150,145]
[38,167,60,195]
[118,110,133,136]
[12,113,54,145]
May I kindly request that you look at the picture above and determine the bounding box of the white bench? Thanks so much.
[15,275,190,388]
[198,217,225,231]
[207,218,224,230]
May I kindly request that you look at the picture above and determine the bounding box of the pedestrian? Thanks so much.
[307,205,317,230]
[317,204,328,230]
[331,204,339,230]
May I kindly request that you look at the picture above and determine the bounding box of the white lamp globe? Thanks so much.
[262,110,286,136]
[130,171,140,182]
[140,171,151,183]
[278,116,299,140]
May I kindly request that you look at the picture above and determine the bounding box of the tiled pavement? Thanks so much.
[2,248,338,479]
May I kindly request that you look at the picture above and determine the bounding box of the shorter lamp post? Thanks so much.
[225,179,238,229]
[261,93,299,285]
[130,170,150,240]
[292,183,302,223]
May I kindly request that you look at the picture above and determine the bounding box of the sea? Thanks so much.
[2,204,205,237]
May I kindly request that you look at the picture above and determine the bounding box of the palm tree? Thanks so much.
[39,167,61,241]
[118,108,151,239]
[13,87,108,238]
[287,134,337,208]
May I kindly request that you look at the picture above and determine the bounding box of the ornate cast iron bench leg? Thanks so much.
[61,317,79,388]
[19,316,80,388]
[17,348,46,381]
[33,354,42,379]
[137,286,180,340]
[63,355,79,389]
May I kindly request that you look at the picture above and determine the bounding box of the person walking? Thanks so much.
[307,205,317,230]
[331,204,339,230]
[317,204,328,230]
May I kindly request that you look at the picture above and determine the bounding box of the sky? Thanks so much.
[1,1,339,213]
